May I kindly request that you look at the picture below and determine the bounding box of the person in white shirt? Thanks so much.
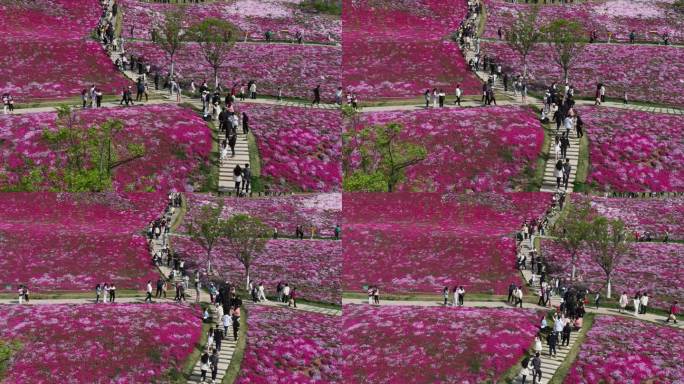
[257,283,267,301]
[640,293,649,314]
[145,281,153,303]
[222,313,231,334]
[618,292,628,313]
[454,85,462,106]
[282,284,291,302]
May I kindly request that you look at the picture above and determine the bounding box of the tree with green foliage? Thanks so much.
[300,0,342,15]
[551,198,593,281]
[542,19,588,84]
[42,106,145,191]
[223,214,271,289]
[0,340,20,379]
[186,201,227,275]
[584,216,629,299]
[343,122,427,192]
[189,18,240,89]
[504,5,541,78]
[155,6,187,79]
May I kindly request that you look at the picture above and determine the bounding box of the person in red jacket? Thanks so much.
[666,301,678,324]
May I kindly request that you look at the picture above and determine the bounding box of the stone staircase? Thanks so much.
[186,307,239,384]
[512,328,580,384]
[217,129,251,193]
[540,130,580,193]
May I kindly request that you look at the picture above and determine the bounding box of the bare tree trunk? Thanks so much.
[245,265,250,290]
[571,252,577,281]
[606,275,612,299]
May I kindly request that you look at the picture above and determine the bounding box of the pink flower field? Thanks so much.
[182,193,342,237]
[236,305,341,383]
[0,303,201,383]
[119,0,341,43]
[481,41,684,107]
[578,195,684,240]
[349,106,544,192]
[0,0,101,41]
[343,193,552,295]
[483,0,684,44]
[0,104,212,192]
[575,106,684,192]
[238,104,341,192]
[0,39,130,102]
[0,193,165,292]
[342,305,540,383]
[342,0,481,99]
[564,315,684,384]
[127,41,341,102]
[174,238,342,304]
[542,240,684,309]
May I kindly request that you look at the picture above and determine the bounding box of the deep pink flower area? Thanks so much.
[481,41,684,107]
[482,0,684,44]
[233,104,341,192]
[0,0,101,41]
[127,41,341,101]
[574,195,684,240]
[0,192,166,292]
[0,303,202,384]
[173,238,342,304]
[343,193,553,295]
[541,240,684,309]
[342,305,541,383]
[564,315,684,384]
[348,106,544,192]
[0,104,212,192]
[573,106,684,192]
[119,0,341,43]
[182,193,342,237]
[0,39,131,102]
[342,0,481,99]
[235,305,341,383]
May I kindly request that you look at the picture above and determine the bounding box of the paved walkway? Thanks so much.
[540,126,580,193]
[253,299,342,316]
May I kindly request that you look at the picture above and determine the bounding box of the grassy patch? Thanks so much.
[0,340,21,380]
[245,131,265,193]
[299,0,342,15]
[573,133,590,192]
[221,305,249,384]
[548,313,595,384]
[342,291,509,303]
[528,120,552,191]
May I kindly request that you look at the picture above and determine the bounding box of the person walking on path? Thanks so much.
[561,322,571,346]
[210,349,219,383]
[424,90,430,109]
[532,352,542,384]
[95,284,102,304]
[231,305,241,341]
[618,292,628,313]
[214,326,224,352]
[200,351,209,383]
[548,331,558,357]
[454,84,462,106]
[109,284,116,302]
[443,287,450,306]
[457,286,465,306]
[633,292,641,316]
[312,85,321,105]
[242,164,251,194]
[562,159,572,190]
[145,280,153,303]
[640,293,649,314]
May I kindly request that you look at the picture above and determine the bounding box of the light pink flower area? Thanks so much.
[0,1,131,101]
[0,303,201,384]
[182,193,342,237]
[541,240,684,309]
[565,316,684,384]
[578,195,684,240]
[235,305,341,383]
[349,106,544,192]
[119,0,341,43]
[481,42,684,107]
[342,305,541,383]
[0,104,212,192]
[343,192,553,295]
[127,41,341,102]
[0,192,166,292]
[237,104,341,192]
[343,0,481,99]
[483,0,684,44]
[574,106,684,192]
